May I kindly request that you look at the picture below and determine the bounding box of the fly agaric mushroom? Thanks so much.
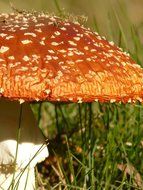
[0,12,143,190]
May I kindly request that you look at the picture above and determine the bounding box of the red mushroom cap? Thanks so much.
[0,12,143,103]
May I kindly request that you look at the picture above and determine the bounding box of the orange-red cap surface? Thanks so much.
[0,12,143,103]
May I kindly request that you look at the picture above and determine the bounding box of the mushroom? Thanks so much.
[0,12,143,190]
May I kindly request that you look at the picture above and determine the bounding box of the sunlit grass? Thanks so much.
[36,102,143,189]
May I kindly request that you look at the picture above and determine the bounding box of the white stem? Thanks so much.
[0,166,35,190]
[0,99,49,190]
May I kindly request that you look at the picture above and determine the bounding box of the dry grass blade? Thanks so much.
[117,163,143,189]
[51,160,67,188]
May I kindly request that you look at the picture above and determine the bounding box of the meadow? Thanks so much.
[1,0,143,189]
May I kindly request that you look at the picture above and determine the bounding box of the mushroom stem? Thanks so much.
[0,99,49,190]
[0,167,35,190]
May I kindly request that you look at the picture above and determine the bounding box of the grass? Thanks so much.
[1,0,143,189]
[36,103,143,189]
